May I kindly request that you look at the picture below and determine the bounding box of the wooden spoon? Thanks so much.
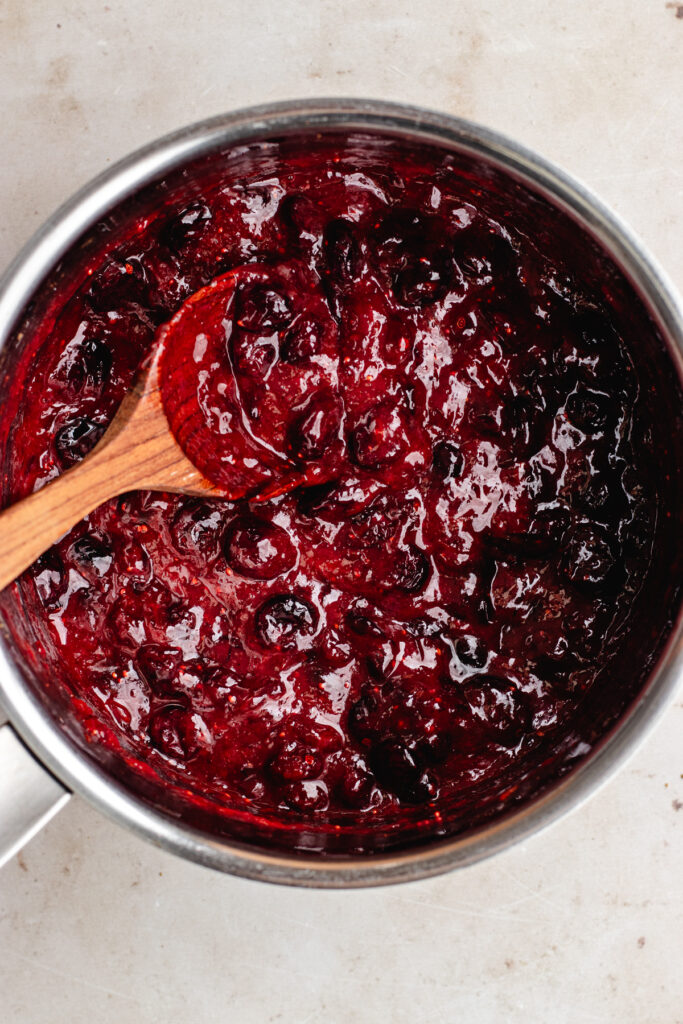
[0,277,308,592]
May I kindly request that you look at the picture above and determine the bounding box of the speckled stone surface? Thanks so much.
[0,2,682,1021]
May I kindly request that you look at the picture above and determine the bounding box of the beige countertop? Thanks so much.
[0,2,682,1021]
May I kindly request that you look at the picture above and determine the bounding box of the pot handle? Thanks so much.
[0,722,70,867]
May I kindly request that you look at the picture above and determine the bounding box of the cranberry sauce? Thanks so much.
[0,132,670,853]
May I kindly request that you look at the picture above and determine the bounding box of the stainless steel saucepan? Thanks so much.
[0,99,681,887]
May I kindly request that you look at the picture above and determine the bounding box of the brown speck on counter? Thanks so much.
[672,799,683,811]
[638,936,646,948]
[665,3,683,18]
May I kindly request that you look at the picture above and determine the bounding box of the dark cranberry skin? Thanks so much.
[529,508,571,550]
[135,643,184,697]
[255,594,318,649]
[574,307,621,354]
[270,744,322,782]
[432,440,464,482]
[457,228,518,285]
[532,647,581,688]
[346,610,384,638]
[87,255,150,311]
[280,315,324,363]
[369,737,423,800]
[562,524,617,590]
[296,479,341,518]
[372,208,452,306]
[236,283,293,332]
[409,771,439,803]
[372,209,421,275]
[348,401,411,468]
[70,534,112,576]
[288,392,341,461]
[404,728,449,769]
[323,218,362,285]
[230,330,278,378]
[297,477,380,522]
[170,500,225,559]
[223,518,296,580]
[564,456,626,520]
[161,202,212,251]
[54,417,105,467]
[392,547,431,593]
[61,336,112,392]
[485,506,569,561]
[565,387,615,434]
[336,759,374,808]
[404,617,442,638]
[347,693,377,740]
[148,706,202,760]
[462,675,530,746]
[31,549,67,611]
[394,252,451,307]
[282,779,329,812]
[280,194,325,250]
[454,635,488,669]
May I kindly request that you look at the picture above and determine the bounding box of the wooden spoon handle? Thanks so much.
[0,357,221,592]
[0,455,122,592]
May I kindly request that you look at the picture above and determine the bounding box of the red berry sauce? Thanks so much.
[0,131,679,855]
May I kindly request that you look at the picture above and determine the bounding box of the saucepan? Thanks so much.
[0,98,681,887]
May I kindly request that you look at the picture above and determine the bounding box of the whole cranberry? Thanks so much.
[432,439,465,482]
[70,534,113,578]
[86,254,151,311]
[562,523,617,590]
[288,391,342,461]
[279,194,325,251]
[336,758,374,808]
[282,779,329,813]
[346,609,385,638]
[348,400,411,468]
[223,517,296,579]
[235,282,293,332]
[462,675,530,746]
[456,228,518,286]
[55,416,105,467]
[564,386,616,434]
[280,314,325,363]
[254,593,318,648]
[394,252,452,307]
[160,202,212,251]
[60,336,113,393]
[148,706,204,760]
[390,546,431,594]
[372,208,453,306]
[347,693,379,741]
[369,737,422,798]
[170,500,226,559]
[31,549,67,611]
[230,330,279,378]
[135,643,184,697]
[270,743,322,782]
[454,634,488,669]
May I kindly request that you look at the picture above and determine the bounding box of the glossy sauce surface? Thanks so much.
[0,137,660,845]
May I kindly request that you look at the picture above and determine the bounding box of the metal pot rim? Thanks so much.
[1,97,681,888]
